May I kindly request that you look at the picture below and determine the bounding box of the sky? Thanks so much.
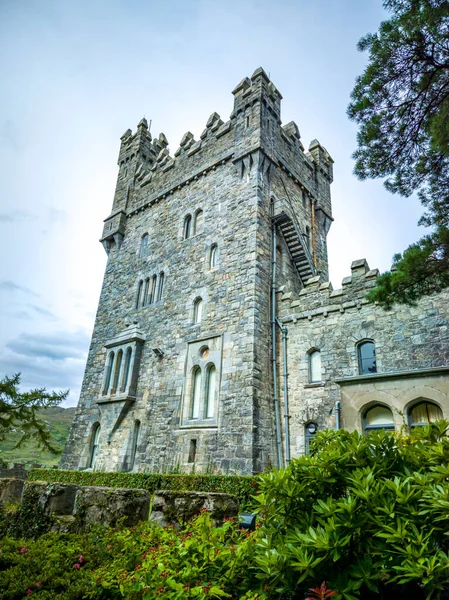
[0,0,426,407]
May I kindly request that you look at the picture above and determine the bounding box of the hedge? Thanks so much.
[27,469,260,508]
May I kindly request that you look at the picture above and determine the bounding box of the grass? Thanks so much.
[0,406,75,467]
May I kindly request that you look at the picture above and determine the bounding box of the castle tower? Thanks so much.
[61,68,333,474]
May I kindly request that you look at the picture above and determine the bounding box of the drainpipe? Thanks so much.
[335,400,341,430]
[276,318,291,466]
[271,218,283,469]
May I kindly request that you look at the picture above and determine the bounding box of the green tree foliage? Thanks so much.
[253,424,449,599]
[0,373,68,455]
[347,0,449,307]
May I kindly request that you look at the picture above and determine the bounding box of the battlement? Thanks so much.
[102,68,335,254]
[279,258,380,322]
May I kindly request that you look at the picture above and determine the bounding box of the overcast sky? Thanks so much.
[0,0,425,406]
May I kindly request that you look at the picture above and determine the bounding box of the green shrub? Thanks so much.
[252,422,449,599]
[27,470,259,509]
[0,486,53,540]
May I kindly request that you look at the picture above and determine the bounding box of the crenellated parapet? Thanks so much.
[278,258,380,322]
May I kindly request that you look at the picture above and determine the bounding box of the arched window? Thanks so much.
[193,297,203,324]
[89,423,101,469]
[309,350,321,383]
[205,365,216,419]
[156,272,164,302]
[103,351,115,395]
[130,420,140,470]
[363,405,394,432]
[409,401,443,427]
[305,226,312,252]
[149,275,157,304]
[112,350,123,393]
[191,368,202,419]
[194,209,203,235]
[121,347,133,392]
[136,280,143,309]
[210,244,218,269]
[143,278,150,306]
[357,341,377,375]
[140,233,149,258]
[305,422,317,455]
[183,215,192,240]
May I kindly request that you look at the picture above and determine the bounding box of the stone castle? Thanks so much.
[61,68,449,474]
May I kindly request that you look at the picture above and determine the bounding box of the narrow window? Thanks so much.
[246,115,250,128]
[136,280,143,309]
[148,275,157,304]
[363,405,394,432]
[210,244,218,269]
[121,347,132,392]
[358,341,377,375]
[305,422,317,455]
[188,439,197,463]
[156,272,164,302]
[409,401,443,427]
[140,233,149,258]
[302,190,307,211]
[193,297,203,324]
[130,420,140,470]
[183,215,192,240]
[143,278,150,306]
[194,209,203,235]
[305,226,312,252]
[103,351,115,395]
[89,423,101,469]
[309,350,322,383]
[112,350,123,394]
[205,365,216,419]
[191,368,202,419]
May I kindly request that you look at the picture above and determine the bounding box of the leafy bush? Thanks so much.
[252,422,449,599]
[27,470,259,509]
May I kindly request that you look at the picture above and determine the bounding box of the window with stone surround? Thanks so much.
[103,351,115,395]
[210,244,218,270]
[88,423,101,469]
[140,233,149,258]
[308,350,322,383]
[357,340,377,375]
[363,405,394,432]
[305,422,317,454]
[193,297,203,324]
[136,273,164,308]
[99,324,144,400]
[194,209,203,235]
[408,400,443,427]
[181,337,221,428]
[183,215,192,239]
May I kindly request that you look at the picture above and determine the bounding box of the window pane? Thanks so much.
[140,234,148,258]
[104,352,114,395]
[89,424,101,468]
[121,348,132,392]
[205,366,216,418]
[143,279,149,306]
[309,351,321,382]
[191,369,201,419]
[410,402,443,425]
[358,342,376,374]
[184,216,191,239]
[157,273,164,301]
[364,405,394,429]
[113,351,123,391]
[210,245,217,269]
[136,281,143,309]
[194,210,203,234]
[130,421,140,469]
[194,298,202,323]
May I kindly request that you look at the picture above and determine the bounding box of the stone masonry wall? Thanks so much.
[279,259,449,458]
[61,68,331,474]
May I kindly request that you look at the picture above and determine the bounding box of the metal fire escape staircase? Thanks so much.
[272,193,316,284]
